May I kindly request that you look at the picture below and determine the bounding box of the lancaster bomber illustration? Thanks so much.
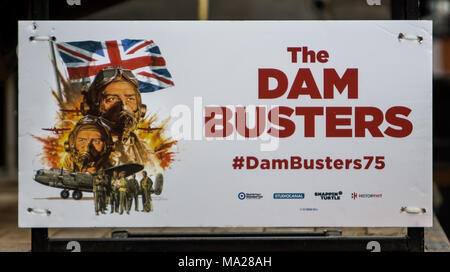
[137,126,162,132]
[33,163,164,200]
[41,127,71,135]
[60,107,82,116]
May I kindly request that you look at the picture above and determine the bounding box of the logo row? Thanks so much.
[238,191,383,200]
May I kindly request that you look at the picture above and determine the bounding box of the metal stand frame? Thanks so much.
[31,228,424,252]
[29,0,425,252]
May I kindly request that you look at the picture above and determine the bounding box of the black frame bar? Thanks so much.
[391,0,420,20]
[31,228,424,252]
[29,0,425,252]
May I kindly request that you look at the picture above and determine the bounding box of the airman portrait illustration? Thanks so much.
[127,173,140,212]
[111,170,120,213]
[32,39,177,216]
[80,66,161,174]
[118,171,128,215]
[140,170,154,212]
[93,170,107,215]
[62,115,114,173]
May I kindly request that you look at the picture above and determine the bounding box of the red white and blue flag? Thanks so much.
[56,39,174,93]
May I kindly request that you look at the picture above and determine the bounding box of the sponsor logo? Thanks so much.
[238,192,263,200]
[238,192,246,200]
[352,192,382,200]
[299,208,319,212]
[273,193,305,199]
[314,191,342,200]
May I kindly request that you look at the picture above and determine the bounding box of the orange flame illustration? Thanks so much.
[33,67,177,170]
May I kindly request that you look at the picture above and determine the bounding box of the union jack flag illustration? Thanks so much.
[56,39,174,93]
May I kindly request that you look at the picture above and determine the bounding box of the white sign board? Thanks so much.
[18,21,432,227]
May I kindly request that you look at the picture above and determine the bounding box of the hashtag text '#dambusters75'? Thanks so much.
[232,155,385,170]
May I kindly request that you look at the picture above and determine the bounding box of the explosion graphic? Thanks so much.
[32,67,178,171]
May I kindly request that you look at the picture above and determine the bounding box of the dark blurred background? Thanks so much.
[1,0,449,236]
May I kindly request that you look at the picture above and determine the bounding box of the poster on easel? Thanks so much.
[18,21,432,227]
